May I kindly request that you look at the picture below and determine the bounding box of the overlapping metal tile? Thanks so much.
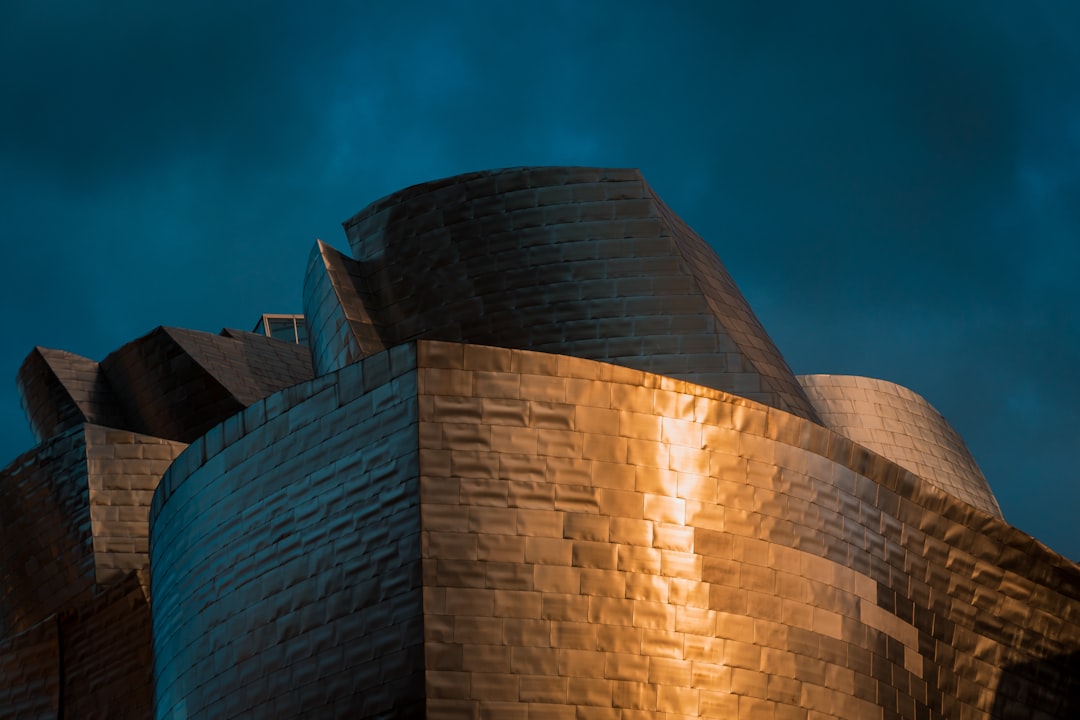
[799,374,1003,518]
[4,166,1080,719]
[146,340,1080,719]
[99,326,313,443]
[303,239,385,375]
[303,167,819,421]
[17,347,126,443]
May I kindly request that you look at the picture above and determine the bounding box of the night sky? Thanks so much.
[2,2,1077,560]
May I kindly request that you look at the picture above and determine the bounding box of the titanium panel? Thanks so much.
[3,166,1079,719]
[84,425,187,586]
[799,374,1002,518]
[302,239,385,375]
[149,344,424,718]
[0,425,94,636]
[417,341,1080,719]
[0,613,59,718]
[59,573,155,720]
[17,346,125,443]
[100,326,313,443]
[309,167,819,420]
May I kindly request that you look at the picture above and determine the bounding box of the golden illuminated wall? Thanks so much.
[417,341,1080,719]
[799,374,1002,518]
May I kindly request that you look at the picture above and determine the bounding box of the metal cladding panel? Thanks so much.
[149,344,424,719]
[0,616,59,718]
[0,425,94,637]
[799,374,1003,519]
[317,166,819,420]
[99,326,314,444]
[58,573,155,720]
[3,163,1080,719]
[0,574,155,720]
[100,327,248,444]
[416,341,1080,720]
[302,239,384,376]
[84,425,188,587]
[0,422,186,634]
[653,189,817,421]
[165,326,314,405]
[17,346,126,444]
[0,423,179,720]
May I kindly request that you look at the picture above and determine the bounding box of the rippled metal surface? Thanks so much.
[4,167,1079,719]
[414,341,1079,720]
[800,374,1003,518]
[146,340,1080,718]
[304,167,819,421]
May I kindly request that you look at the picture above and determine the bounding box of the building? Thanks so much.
[1,167,1077,719]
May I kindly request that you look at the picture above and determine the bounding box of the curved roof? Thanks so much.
[304,166,819,421]
[798,374,1003,518]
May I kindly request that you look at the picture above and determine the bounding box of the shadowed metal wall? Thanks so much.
[0,422,184,720]
[1,326,312,719]
[17,347,126,443]
[0,615,58,717]
[305,167,819,421]
[149,345,424,718]
[0,427,94,637]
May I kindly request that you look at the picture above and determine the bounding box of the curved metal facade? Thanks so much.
[798,374,1002,518]
[146,340,1080,719]
[306,167,819,422]
[2,167,1078,719]
[149,347,423,719]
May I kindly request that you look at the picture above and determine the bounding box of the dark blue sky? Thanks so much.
[1,2,1077,559]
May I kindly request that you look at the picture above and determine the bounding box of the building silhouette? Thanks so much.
[1,167,1077,718]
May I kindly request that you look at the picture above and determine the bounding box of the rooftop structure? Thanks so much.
[2,167,1078,719]
[251,313,309,345]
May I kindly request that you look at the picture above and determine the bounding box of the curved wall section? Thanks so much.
[798,374,1002,518]
[302,239,385,376]
[647,187,816,422]
[8,165,1080,718]
[148,340,1080,719]
[60,573,156,720]
[149,344,424,719]
[310,167,818,420]
[416,343,1079,719]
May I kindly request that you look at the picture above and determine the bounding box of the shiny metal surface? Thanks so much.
[143,338,1080,718]
[17,326,314,446]
[306,167,819,421]
[17,346,126,443]
[3,167,1079,719]
[799,374,1003,518]
[415,341,1079,719]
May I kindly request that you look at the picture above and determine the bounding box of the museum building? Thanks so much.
[1,167,1077,719]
